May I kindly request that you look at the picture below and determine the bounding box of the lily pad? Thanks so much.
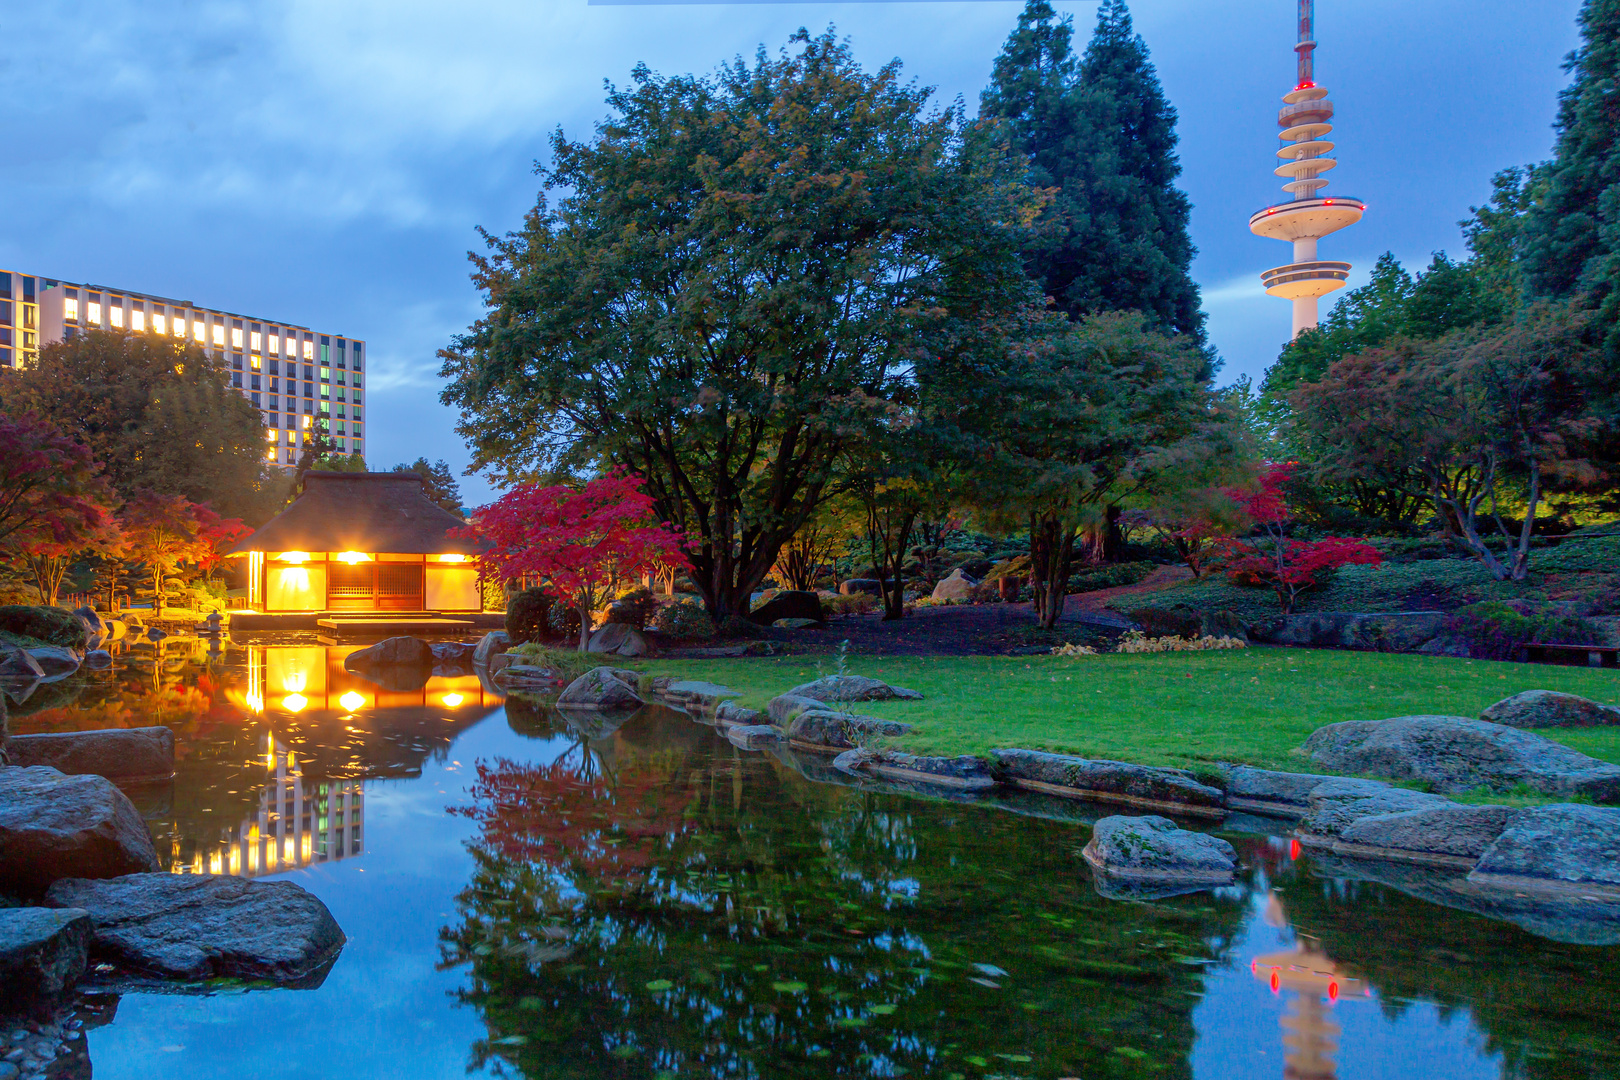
[645,979,675,991]
[867,1003,898,1015]
[773,981,809,993]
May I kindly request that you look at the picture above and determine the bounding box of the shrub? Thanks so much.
[654,601,716,640]
[719,613,764,639]
[1068,561,1156,593]
[0,605,90,649]
[547,600,583,642]
[505,642,598,682]
[505,587,555,644]
[1444,601,1602,661]
[607,587,660,629]
[1113,631,1246,654]
[821,593,879,618]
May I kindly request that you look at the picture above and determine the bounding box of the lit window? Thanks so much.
[302,340,314,360]
[265,428,277,441]
[250,355,262,371]
[88,302,102,324]
[212,324,225,346]
[231,327,243,349]
[301,415,311,429]
[152,313,166,334]
[268,334,279,353]
[64,298,78,321]
[194,321,206,342]
[250,331,261,351]
[266,447,276,461]
[131,310,145,332]
[109,307,124,329]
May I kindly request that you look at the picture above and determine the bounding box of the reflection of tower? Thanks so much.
[179,734,364,877]
[1248,0,1365,339]
[1251,935,1365,1080]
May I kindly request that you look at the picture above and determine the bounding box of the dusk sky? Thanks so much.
[2,0,1583,505]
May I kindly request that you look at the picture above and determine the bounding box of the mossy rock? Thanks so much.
[0,606,89,649]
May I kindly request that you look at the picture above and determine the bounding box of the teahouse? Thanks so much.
[227,472,485,614]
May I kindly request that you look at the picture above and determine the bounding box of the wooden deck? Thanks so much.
[229,610,504,635]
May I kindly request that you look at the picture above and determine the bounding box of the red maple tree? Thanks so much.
[192,504,252,590]
[461,472,689,650]
[1215,463,1382,613]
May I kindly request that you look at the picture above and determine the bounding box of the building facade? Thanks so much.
[0,268,366,467]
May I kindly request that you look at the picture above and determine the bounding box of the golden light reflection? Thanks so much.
[282,671,307,693]
[282,693,308,713]
[339,690,367,712]
[277,551,311,563]
[336,551,371,564]
[436,553,466,563]
[441,693,464,708]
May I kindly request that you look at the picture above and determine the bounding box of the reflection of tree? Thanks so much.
[441,717,1245,1079]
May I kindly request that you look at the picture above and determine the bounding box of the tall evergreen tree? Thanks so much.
[982,0,1205,346]
[1521,0,1620,353]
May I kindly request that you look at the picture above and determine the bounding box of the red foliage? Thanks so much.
[0,411,117,551]
[119,491,210,613]
[459,472,689,647]
[192,504,251,583]
[1215,463,1382,613]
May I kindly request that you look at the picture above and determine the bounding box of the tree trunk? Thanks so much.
[153,566,164,615]
[1507,459,1541,582]
[1102,503,1126,563]
[576,598,592,653]
[1029,512,1076,631]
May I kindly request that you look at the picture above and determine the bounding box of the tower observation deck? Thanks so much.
[1248,0,1364,338]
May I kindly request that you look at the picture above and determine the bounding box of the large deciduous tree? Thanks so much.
[119,491,207,615]
[441,29,1035,619]
[392,458,463,516]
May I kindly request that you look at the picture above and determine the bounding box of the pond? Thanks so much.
[10,639,1620,1080]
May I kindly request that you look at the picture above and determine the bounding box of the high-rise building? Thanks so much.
[1248,0,1365,339]
[0,268,366,468]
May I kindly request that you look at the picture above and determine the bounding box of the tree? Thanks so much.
[391,458,463,516]
[0,411,117,557]
[192,505,251,591]
[119,491,206,615]
[463,473,689,651]
[0,329,283,523]
[772,513,843,593]
[1521,0,1620,357]
[981,0,1205,345]
[1130,484,1247,578]
[441,29,1037,621]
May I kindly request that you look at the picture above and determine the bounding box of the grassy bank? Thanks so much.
[641,648,1620,773]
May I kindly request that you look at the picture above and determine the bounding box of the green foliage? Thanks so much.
[391,457,463,515]
[0,605,90,649]
[653,601,715,641]
[546,598,583,642]
[606,588,660,630]
[1444,601,1602,662]
[718,613,764,639]
[0,329,285,523]
[1068,560,1155,592]
[1534,535,1620,573]
[504,642,597,683]
[505,587,555,645]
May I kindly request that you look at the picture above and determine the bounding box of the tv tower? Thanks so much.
[1248,0,1364,339]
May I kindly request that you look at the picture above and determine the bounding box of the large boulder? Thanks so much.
[586,623,650,658]
[1336,804,1517,863]
[836,750,996,792]
[83,649,113,669]
[0,606,90,649]
[473,630,511,667]
[786,675,923,703]
[431,641,477,663]
[784,710,914,751]
[344,636,433,669]
[1082,815,1238,899]
[930,569,979,602]
[0,768,160,893]
[26,646,81,680]
[71,606,106,638]
[991,749,1226,817]
[768,693,827,725]
[0,908,93,1006]
[749,591,824,626]
[1470,804,1620,890]
[1295,777,1452,840]
[556,668,644,712]
[838,579,883,596]
[0,646,45,684]
[1302,715,1620,801]
[1223,766,1346,817]
[1482,690,1620,729]
[44,873,346,984]
[493,664,568,690]
[7,727,175,782]
[1249,611,1447,652]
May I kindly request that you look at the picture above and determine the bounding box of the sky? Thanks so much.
[0,0,1585,505]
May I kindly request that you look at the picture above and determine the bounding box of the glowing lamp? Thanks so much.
[282,693,308,713]
[441,693,464,708]
[436,554,466,563]
[337,551,371,564]
[339,690,366,712]
[277,552,310,564]
[1327,980,1339,1003]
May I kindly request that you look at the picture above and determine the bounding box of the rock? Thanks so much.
[749,591,824,626]
[786,675,923,703]
[0,908,93,1005]
[1224,766,1346,817]
[1295,778,1452,840]
[930,569,979,602]
[991,749,1227,818]
[6,727,175,782]
[768,693,826,724]
[144,628,167,642]
[103,619,127,641]
[473,630,510,667]
[662,680,739,709]
[1303,715,1620,801]
[1249,611,1448,652]
[0,648,45,684]
[586,623,650,657]
[853,751,996,792]
[71,607,105,638]
[23,647,80,679]
[0,607,90,650]
[725,724,782,749]
[430,641,476,663]
[44,873,346,984]
[556,668,644,712]
[1470,804,1620,890]
[82,650,112,670]
[714,702,764,725]
[493,665,567,689]
[837,579,883,596]
[1082,815,1237,898]
[1336,804,1517,863]
[343,636,433,669]
[773,618,820,630]
[785,709,914,751]
[1482,690,1620,729]
[0,768,160,894]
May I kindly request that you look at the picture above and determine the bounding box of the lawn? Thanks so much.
[642,648,1620,774]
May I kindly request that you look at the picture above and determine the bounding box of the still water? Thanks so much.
[10,639,1619,1079]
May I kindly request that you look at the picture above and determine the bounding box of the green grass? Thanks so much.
[641,648,1620,773]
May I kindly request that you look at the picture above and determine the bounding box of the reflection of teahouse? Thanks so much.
[1251,936,1367,1080]
[226,472,487,619]
[177,734,364,878]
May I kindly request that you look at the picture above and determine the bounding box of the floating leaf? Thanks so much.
[996,1053,1032,1062]
[972,963,1008,978]
[867,1004,897,1016]
[969,977,1001,989]
[1115,1046,1149,1059]
[965,1056,989,1067]
[645,979,675,991]
[834,1016,869,1028]
[772,981,809,994]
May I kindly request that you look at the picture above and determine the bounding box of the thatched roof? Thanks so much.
[227,472,481,556]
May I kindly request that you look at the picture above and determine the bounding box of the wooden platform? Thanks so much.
[229,610,504,634]
[317,617,475,635]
